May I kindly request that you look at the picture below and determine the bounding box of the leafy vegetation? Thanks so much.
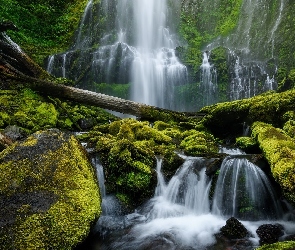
[0,0,90,65]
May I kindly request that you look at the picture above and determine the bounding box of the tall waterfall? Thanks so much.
[47,0,187,110]
[82,153,295,250]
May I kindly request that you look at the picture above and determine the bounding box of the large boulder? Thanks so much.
[256,224,284,245]
[0,129,101,249]
[220,217,249,239]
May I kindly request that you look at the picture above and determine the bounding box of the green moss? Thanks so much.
[256,241,295,250]
[179,0,243,69]
[252,122,295,205]
[0,88,116,133]
[236,137,259,153]
[283,120,295,138]
[180,130,218,156]
[0,130,101,249]
[200,89,295,137]
[1,0,91,65]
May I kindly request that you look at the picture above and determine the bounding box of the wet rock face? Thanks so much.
[0,129,101,249]
[220,217,249,239]
[256,224,284,245]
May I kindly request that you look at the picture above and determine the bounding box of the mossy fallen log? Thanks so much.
[0,31,204,123]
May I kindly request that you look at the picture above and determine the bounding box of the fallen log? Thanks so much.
[4,71,204,122]
[0,27,204,122]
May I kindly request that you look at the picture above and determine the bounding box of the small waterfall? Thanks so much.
[200,52,218,106]
[212,156,283,220]
[46,55,55,74]
[61,53,68,78]
[228,50,277,101]
[148,156,211,219]
[92,156,123,217]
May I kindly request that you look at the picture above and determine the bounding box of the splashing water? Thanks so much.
[84,154,295,250]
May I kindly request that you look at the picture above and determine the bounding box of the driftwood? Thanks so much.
[0,26,204,122]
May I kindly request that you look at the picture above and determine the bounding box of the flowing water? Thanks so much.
[46,0,287,110]
[204,0,285,101]
[47,0,187,110]
[199,52,218,106]
[78,151,295,250]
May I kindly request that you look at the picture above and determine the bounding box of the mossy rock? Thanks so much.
[82,119,185,207]
[252,122,295,206]
[0,129,101,249]
[180,129,218,156]
[236,136,260,154]
[200,89,295,138]
[256,241,295,250]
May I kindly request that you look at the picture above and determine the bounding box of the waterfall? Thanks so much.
[205,0,284,102]
[212,156,283,220]
[148,156,212,219]
[47,0,187,110]
[200,52,218,106]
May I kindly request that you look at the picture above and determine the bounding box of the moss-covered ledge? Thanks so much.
[0,129,101,249]
[252,122,295,205]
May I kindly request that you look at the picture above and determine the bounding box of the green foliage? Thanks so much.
[0,0,90,65]
[179,0,243,69]
[93,83,130,99]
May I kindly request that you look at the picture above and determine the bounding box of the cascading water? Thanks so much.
[199,52,218,106]
[79,152,295,250]
[47,0,187,110]
[212,156,283,220]
[204,0,285,102]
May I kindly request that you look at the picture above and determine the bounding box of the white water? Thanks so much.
[200,52,218,106]
[204,0,285,102]
[90,154,295,250]
[212,157,283,220]
[47,0,187,110]
[100,0,187,108]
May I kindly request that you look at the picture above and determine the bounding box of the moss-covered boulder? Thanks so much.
[0,129,101,249]
[79,118,219,208]
[252,122,295,206]
[235,136,260,154]
[200,89,295,138]
[180,129,218,156]
[88,119,175,207]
